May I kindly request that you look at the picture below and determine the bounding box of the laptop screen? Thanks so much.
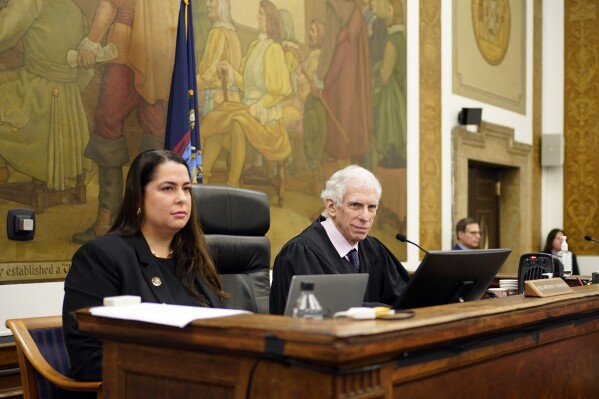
[395,248,511,310]
[283,274,369,318]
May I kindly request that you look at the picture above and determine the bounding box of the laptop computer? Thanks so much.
[283,274,369,318]
[394,248,512,310]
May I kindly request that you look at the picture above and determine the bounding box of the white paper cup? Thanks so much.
[499,279,518,289]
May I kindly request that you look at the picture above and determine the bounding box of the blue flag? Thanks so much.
[165,0,202,183]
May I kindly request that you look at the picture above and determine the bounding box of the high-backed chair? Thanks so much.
[5,316,102,399]
[192,184,271,313]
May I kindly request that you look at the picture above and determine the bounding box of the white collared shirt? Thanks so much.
[321,217,359,260]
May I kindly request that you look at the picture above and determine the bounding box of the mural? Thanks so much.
[0,0,407,282]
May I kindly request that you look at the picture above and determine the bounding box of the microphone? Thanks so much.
[585,234,599,244]
[396,234,429,254]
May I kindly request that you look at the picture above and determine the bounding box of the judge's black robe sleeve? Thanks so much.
[269,239,331,315]
[269,233,411,315]
[360,236,410,308]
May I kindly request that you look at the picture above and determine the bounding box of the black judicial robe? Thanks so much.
[269,217,411,314]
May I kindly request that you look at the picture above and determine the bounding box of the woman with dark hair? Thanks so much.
[543,228,580,275]
[62,149,228,384]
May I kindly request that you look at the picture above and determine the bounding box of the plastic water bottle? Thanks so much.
[292,281,324,320]
[558,235,573,275]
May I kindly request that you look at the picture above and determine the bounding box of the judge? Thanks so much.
[269,165,410,314]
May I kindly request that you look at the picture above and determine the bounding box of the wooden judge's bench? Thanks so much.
[75,285,599,398]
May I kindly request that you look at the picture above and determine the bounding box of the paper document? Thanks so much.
[67,43,118,68]
[90,303,250,328]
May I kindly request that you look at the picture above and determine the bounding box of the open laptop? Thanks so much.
[394,248,512,310]
[283,274,369,318]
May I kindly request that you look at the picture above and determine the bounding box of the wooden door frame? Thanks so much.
[452,122,533,273]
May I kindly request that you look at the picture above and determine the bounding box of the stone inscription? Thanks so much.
[0,262,71,284]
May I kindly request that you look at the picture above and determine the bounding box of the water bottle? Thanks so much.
[292,281,324,320]
[558,235,573,275]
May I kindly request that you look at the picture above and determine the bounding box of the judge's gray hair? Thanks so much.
[320,165,382,214]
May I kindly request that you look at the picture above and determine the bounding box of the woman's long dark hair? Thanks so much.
[110,149,227,304]
[543,228,564,253]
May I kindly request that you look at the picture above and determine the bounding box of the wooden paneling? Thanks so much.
[420,0,443,253]
[77,285,599,398]
[532,0,543,250]
[0,341,22,399]
[564,0,599,251]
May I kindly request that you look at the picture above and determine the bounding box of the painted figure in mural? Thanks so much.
[200,0,291,187]
[481,0,503,41]
[72,0,179,244]
[367,0,389,67]
[301,19,327,174]
[362,0,375,29]
[197,0,241,116]
[279,7,305,175]
[192,0,210,63]
[373,0,406,168]
[279,9,302,78]
[281,18,327,175]
[0,0,92,190]
[317,0,373,165]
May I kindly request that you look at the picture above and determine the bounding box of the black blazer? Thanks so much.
[62,232,223,381]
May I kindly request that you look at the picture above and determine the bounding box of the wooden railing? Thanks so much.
[0,338,22,399]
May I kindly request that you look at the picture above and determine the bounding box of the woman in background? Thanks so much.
[62,150,227,387]
[543,228,580,275]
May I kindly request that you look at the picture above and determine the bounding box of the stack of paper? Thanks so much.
[90,303,250,328]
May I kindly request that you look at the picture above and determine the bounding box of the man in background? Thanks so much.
[452,217,481,250]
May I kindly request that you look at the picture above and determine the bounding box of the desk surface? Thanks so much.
[76,285,599,369]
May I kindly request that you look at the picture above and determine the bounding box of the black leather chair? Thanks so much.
[192,184,271,313]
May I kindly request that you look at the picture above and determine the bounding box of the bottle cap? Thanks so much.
[300,281,314,291]
[561,235,568,250]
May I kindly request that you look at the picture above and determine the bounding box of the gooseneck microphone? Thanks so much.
[584,234,599,244]
[395,234,429,254]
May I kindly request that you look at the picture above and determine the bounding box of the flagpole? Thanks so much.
[165,0,202,183]
[184,0,189,38]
